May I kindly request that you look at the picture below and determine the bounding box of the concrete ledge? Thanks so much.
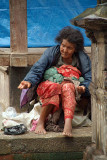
[0,127,92,155]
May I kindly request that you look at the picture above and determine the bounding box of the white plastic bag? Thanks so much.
[2,103,41,129]
[2,107,18,119]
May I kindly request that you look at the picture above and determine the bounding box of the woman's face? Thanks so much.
[60,39,76,59]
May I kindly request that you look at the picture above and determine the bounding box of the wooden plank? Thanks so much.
[0,55,10,66]
[9,0,28,53]
[10,54,27,67]
[0,47,91,66]
[27,55,41,66]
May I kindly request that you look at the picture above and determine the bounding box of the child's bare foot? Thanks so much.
[62,118,72,137]
[35,121,46,134]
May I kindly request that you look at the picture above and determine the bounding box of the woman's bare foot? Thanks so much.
[35,104,54,134]
[62,118,72,137]
[35,120,46,134]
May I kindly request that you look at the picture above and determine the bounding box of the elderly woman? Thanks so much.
[18,26,91,137]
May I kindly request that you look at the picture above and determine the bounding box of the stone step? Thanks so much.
[0,127,92,160]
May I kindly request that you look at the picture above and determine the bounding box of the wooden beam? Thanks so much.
[0,47,91,66]
[9,0,28,53]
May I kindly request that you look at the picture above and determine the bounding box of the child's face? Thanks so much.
[60,39,76,59]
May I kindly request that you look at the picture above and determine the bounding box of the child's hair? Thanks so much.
[55,26,84,52]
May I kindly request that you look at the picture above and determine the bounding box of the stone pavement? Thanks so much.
[0,127,92,160]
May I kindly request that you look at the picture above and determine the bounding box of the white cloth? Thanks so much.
[2,103,41,130]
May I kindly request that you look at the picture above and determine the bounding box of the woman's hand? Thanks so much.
[76,86,85,94]
[18,81,31,90]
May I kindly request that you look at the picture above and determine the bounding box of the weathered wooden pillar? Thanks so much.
[0,0,45,111]
[71,1,107,160]
[0,0,28,112]
[9,0,28,66]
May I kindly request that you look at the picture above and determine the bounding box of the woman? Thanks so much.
[18,26,91,137]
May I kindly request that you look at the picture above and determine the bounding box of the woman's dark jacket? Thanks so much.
[24,45,92,96]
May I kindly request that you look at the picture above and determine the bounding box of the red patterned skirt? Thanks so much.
[37,80,76,119]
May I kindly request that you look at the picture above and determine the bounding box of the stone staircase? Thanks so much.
[0,127,92,160]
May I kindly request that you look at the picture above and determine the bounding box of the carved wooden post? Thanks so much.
[90,31,107,153]
[71,1,107,159]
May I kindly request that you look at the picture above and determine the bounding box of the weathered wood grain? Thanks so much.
[9,0,28,53]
